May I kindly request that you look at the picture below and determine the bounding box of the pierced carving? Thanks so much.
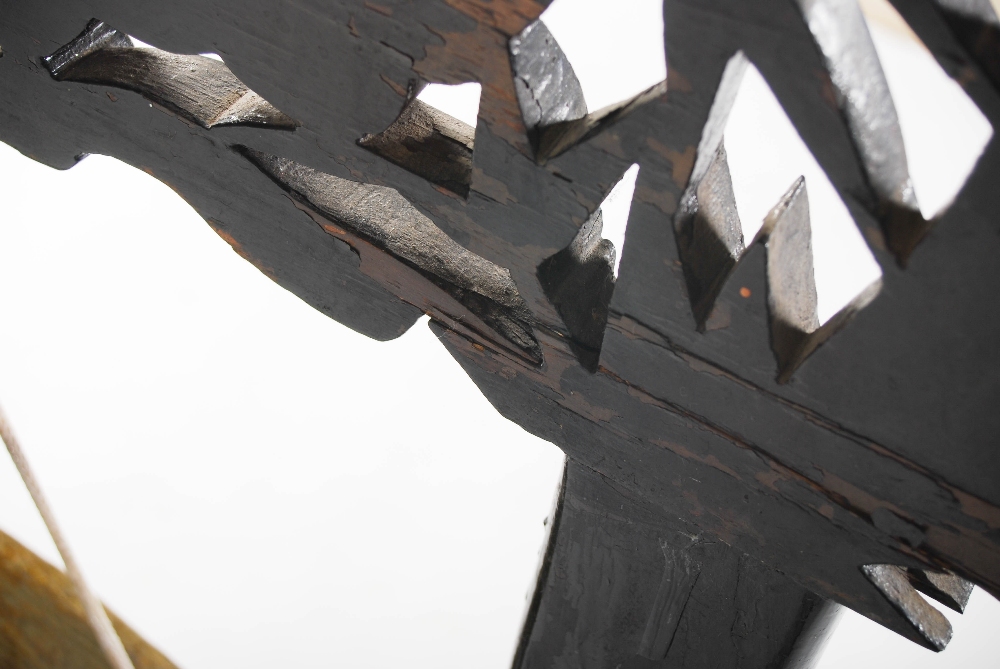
[674,142,745,331]
[237,146,541,365]
[538,208,616,373]
[539,165,637,372]
[4,0,1000,663]
[43,19,298,130]
[677,147,881,382]
[763,178,822,382]
[798,0,927,264]
[509,20,665,163]
[676,54,884,382]
[358,83,477,198]
[763,177,882,382]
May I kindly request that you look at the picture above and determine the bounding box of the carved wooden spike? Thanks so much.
[676,146,878,381]
[862,564,953,651]
[0,529,179,669]
[43,17,132,73]
[907,568,975,613]
[509,20,666,163]
[509,20,588,143]
[934,0,1000,93]
[674,142,745,329]
[764,177,821,382]
[537,209,616,373]
[43,19,299,130]
[236,146,542,365]
[796,0,928,265]
[764,177,882,382]
[358,96,475,198]
[5,0,1000,662]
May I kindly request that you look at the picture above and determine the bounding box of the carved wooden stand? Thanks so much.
[1,1,997,666]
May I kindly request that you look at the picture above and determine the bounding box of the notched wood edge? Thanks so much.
[43,18,300,130]
[235,144,543,366]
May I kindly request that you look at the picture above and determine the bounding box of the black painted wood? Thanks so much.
[513,460,841,669]
[1,0,997,665]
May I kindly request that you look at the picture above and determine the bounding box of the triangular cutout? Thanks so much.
[859,0,993,220]
[358,82,481,198]
[797,0,993,264]
[509,0,666,162]
[725,61,884,323]
[538,165,639,372]
[675,55,883,382]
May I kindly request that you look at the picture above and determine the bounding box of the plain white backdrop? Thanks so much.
[0,141,567,667]
[0,0,997,667]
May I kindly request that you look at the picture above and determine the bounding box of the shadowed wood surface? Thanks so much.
[359,94,476,197]
[513,461,842,669]
[1,0,998,665]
